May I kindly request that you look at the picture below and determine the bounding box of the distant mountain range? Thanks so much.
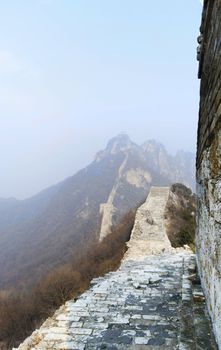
[0,134,195,289]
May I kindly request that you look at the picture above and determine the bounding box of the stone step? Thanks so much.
[148,187,170,197]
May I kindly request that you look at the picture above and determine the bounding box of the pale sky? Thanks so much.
[0,1,202,199]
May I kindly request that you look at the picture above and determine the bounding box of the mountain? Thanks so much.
[0,184,62,231]
[0,135,195,289]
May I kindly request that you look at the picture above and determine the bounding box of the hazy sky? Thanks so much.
[0,0,202,199]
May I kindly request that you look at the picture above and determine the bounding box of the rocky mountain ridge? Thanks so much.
[0,135,195,289]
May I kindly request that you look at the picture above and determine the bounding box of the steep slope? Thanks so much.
[0,134,195,289]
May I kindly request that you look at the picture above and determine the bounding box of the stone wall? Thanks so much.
[197,0,221,348]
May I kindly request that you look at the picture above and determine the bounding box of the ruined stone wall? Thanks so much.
[197,0,221,347]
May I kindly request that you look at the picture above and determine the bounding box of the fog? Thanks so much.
[0,1,202,199]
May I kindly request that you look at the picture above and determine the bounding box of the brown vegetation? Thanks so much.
[0,210,136,350]
[165,183,196,251]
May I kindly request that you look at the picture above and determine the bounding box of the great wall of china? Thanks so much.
[15,0,221,348]
[14,187,217,349]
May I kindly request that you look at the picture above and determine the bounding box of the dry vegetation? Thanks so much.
[165,183,196,251]
[0,184,196,349]
[0,210,136,350]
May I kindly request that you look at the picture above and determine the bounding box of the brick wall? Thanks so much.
[197,0,221,348]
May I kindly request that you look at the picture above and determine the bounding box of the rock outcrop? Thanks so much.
[197,1,221,348]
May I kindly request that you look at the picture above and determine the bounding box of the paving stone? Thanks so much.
[70,328,92,335]
[70,322,84,328]
[44,333,72,341]
[135,337,149,345]
[54,342,85,350]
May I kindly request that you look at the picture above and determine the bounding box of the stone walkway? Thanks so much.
[15,253,217,350]
[15,188,217,349]
[125,187,172,259]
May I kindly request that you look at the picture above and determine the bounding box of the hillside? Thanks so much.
[0,135,195,289]
[0,184,197,349]
[165,183,196,250]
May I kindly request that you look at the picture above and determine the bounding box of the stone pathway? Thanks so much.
[15,188,217,349]
[15,253,217,350]
[125,187,172,259]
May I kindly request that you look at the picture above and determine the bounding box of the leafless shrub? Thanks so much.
[0,209,136,349]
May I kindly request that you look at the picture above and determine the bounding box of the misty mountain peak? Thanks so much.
[106,134,135,154]
[95,134,135,162]
[142,139,166,154]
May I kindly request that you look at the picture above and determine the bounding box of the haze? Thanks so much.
[0,1,202,199]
